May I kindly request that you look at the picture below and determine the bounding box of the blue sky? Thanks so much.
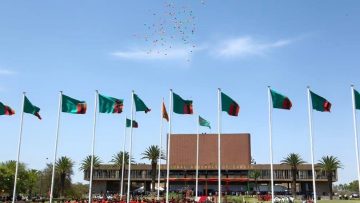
[1,0,360,184]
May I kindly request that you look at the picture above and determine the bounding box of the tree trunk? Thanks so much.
[60,173,66,197]
[328,173,333,200]
[151,161,156,192]
[291,168,297,199]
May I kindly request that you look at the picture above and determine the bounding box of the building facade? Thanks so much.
[84,134,337,196]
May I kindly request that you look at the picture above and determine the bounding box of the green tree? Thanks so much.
[348,180,359,192]
[248,170,261,193]
[25,169,40,197]
[56,156,74,197]
[79,155,101,180]
[111,151,134,166]
[318,155,342,200]
[281,153,305,198]
[0,160,29,196]
[111,151,134,175]
[64,182,89,199]
[141,145,165,192]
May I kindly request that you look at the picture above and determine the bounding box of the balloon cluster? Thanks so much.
[133,1,206,61]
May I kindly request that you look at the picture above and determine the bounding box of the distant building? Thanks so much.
[84,133,337,196]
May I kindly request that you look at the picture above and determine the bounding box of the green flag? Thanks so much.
[354,89,360,110]
[99,94,123,114]
[310,91,331,112]
[24,96,41,119]
[270,89,292,110]
[173,92,193,114]
[0,102,15,116]
[126,118,138,128]
[221,92,239,116]
[134,94,151,113]
[62,94,87,114]
[199,116,211,129]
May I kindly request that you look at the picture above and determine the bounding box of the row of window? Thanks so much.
[84,169,337,181]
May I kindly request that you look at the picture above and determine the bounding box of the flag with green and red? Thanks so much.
[0,101,15,116]
[99,94,123,114]
[270,89,292,110]
[62,94,87,114]
[310,91,331,112]
[126,118,138,128]
[24,96,41,119]
[221,92,239,116]
[173,92,193,114]
[134,94,151,113]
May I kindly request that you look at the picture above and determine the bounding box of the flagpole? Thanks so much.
[166,89,173,203]
[12,92,25,203]
[267,87,275,203]
[195,115,199,200]
[88,90,99,203]
[50,91,62,203]
[307,87,317,203]
[120,116,127,198]
[217,88,222,203]
[157,99,164,200]
[351,85,360,195]
[127,91,135,203]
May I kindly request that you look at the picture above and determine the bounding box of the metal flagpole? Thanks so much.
[157,99,164,200]
[351,85,360,195]
[166,90,173,203]
[126,91,135,203]
[195,115,200,200]
[217,88,222,203]
[12,92,26,203]
[88,90,99,203]
[307,87,317,203]
[120,117,127,198]
[50,91,62,203]
[267,87,275,203]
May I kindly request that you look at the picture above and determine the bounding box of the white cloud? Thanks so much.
[214,36,294,57]
[111,46,197,60]
[111,36,295,61]
[0,68,16,75]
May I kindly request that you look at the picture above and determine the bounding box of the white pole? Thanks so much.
[157,100,164,200]
[195,115,200,200]
[307,87,317,203]
[351,85,360,195]
[88,90,99,203]
[166,89,173,203]
[50,91,62,203]
[126,91,135,203]
[217,88,222,203]
[120,117,127,198]
[267,87,275,203]
[12,92,25,203]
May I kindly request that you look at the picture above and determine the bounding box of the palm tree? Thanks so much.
[141,145,166,192]
[79,155,102,179]
[56,156,74,197]
[281,153,305,198]
[318,156,342,200]
[80,155,101,182]
[111,151,134,167]
[249,170,261,193]
[111,151,134,194]
[111,151,134,180]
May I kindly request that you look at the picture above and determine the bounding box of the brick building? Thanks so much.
[84,133,336,196]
